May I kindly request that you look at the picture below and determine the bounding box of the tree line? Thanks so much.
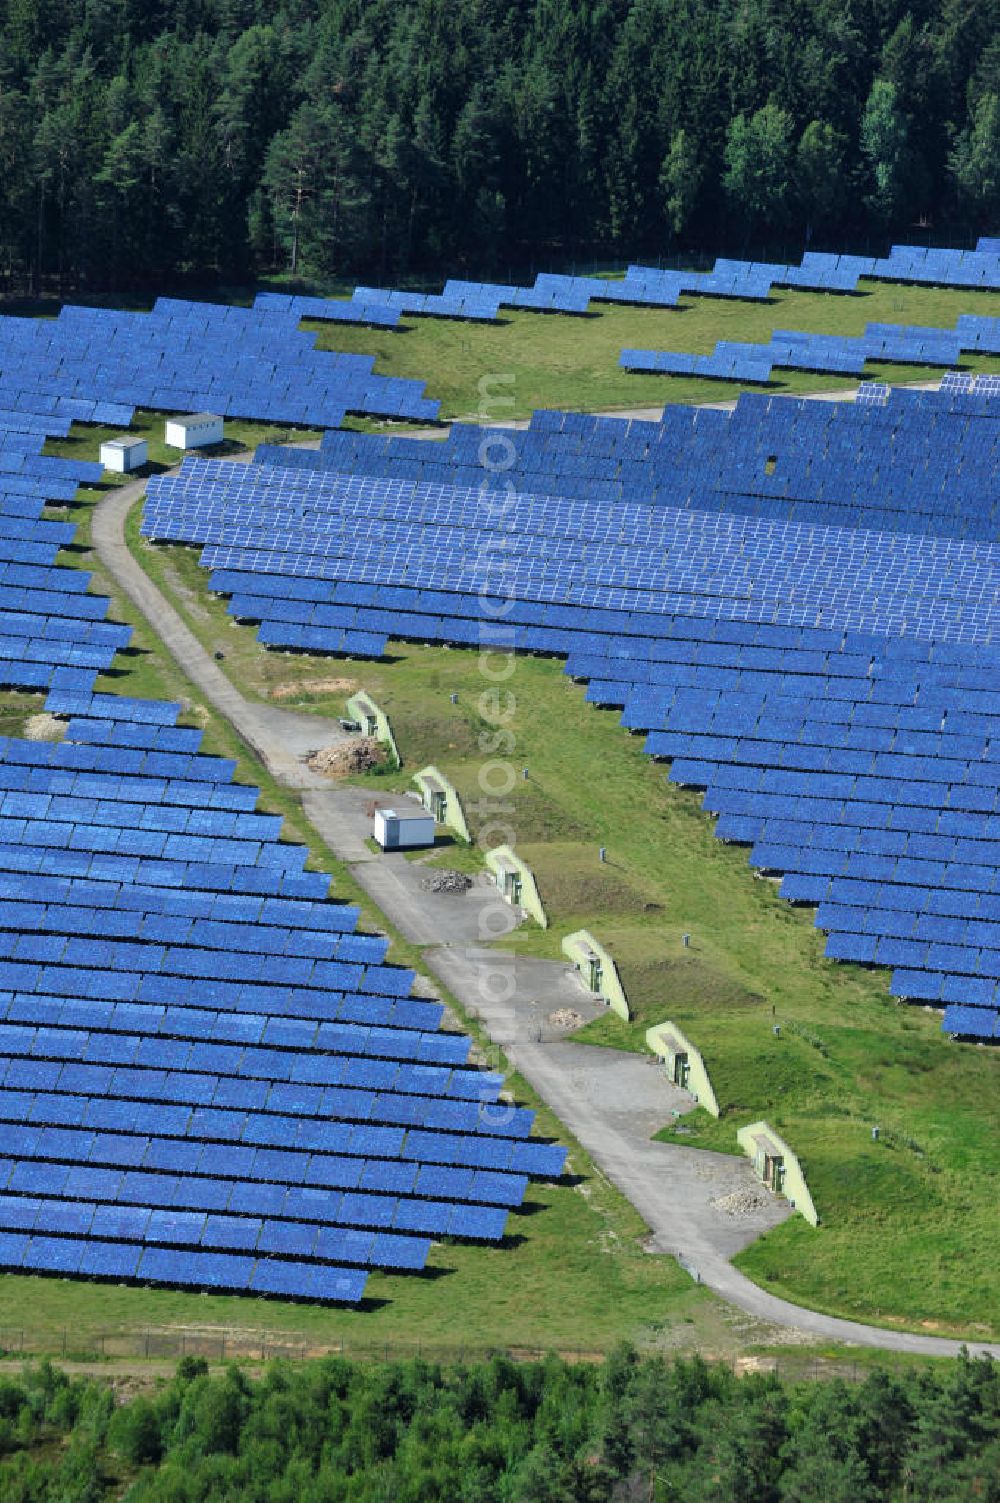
[1,1344,999,1500]
[2,0,1000,294]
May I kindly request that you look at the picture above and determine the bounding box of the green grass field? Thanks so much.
[306,280,1000,420]
[26,278,1000,1347]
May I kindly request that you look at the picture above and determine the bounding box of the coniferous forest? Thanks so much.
[1,1347,1000,1501]
[3,0,1000,293]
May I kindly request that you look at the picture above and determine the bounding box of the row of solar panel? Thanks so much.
[207,561,998,668]
[0,838,333,903]
[12,1137,489,1216]
[630,686,1000,746]
[0,991,467,1070]
[0,1112,544,1200]
[581,656,1000,700]
[0,1093,521,1161]
[715,813,1000,871]
[0,869,359,932]
[0,900,382,965]
[0,299,439,426]
[0,816,307,869]
[279,238,1000,331]
[2,1159,508,1241]
[0,1037,504,1126]
[0,963,428,1036]
[0,1234,367,1302]
[816,898,1000,945]
[0,1030,495,1109]
[643,730,1000,786]
[0,1191,430,1268]
[0,794,282,843]
[0,735,239,782]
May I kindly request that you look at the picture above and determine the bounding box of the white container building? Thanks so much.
[100,436,148,473]
[164,413,224,450]
[373,806,435,850]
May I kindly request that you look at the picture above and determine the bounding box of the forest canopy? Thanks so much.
[1,1346,999,1501]
[3,0,1000,291]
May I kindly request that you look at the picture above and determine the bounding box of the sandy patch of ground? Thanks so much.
[270,675,357,701]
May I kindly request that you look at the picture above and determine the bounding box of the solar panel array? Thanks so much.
[142,384,1000,1042]
[0,396,565,1304]
[619,317,1000,384]
[282,237,1000,330]
[1,261,996,1311]
[256,385,1000,543]
[0,299,438,429]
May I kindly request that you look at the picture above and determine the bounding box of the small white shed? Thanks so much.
[164,413,224,450]
[100,436,148,473]
[374,806,435,850]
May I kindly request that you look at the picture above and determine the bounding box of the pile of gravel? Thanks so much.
[548,1008,585,1030]
[420,870,474,894]
[710,1189,771,1219]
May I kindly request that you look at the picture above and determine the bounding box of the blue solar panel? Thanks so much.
[6,266,1000,1317]
[261,243,1000,335]
[132,363,1000,1043]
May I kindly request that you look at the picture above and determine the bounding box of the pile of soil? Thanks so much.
[308,738,386,778]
